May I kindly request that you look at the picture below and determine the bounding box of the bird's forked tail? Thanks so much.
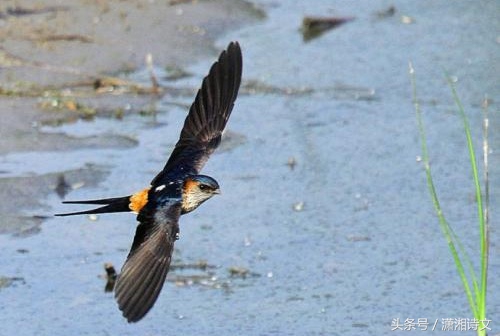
[55,195,133,217]
[55,187,150,217]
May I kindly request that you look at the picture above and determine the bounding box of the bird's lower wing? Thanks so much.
[114,204,181,322]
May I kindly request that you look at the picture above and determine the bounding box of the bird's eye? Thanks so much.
[199,184,207,191]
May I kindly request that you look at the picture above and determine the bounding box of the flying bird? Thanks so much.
[56,42,242,322]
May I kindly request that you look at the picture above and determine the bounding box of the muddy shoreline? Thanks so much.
[0,0,263,234]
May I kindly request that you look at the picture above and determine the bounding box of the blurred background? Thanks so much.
[0,1,498,335]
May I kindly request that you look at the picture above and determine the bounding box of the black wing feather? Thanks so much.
[114,203,181,323]
[152,42,242,184]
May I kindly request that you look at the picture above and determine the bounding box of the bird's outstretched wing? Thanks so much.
[152,41,242,184]
[114,201,181,323]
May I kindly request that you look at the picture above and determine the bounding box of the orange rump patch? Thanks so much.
[129,187,150,213]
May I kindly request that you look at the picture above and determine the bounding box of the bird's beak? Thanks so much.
[213,188,221,195]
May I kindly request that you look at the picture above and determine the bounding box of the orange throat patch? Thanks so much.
[181,179,199,213]
[129,187,150,213]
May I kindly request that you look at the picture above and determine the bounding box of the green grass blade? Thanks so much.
[409,64,479,318]
[448,225,480,305]
[446,77,488,323]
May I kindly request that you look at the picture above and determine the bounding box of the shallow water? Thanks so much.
[0,1,499,335]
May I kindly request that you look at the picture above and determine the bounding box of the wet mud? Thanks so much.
[0,0,499,335]
[0,0,263,235]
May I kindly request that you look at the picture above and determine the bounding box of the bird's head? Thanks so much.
[182,175,220,214]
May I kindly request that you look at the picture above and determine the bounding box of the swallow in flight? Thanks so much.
[56,42,242,322]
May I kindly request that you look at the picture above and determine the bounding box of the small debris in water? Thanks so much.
[55,174,71,198]
[229,266,248,277]
[30,34,93,44]
[88,214,98,221]
[287,157,297,170]
[267,272,273,278]
[0,276,25,289]
[244,236,252,246]
[16,248,29,254]
[286,295,305,302]
[352,323,369,328]
[347,235,371,242]
[103,263,117,292]
[38,96,97,119]
[301,16,355,42]
[0,5,67,19]
[293,201,304,212]
[400,15,415,24]
[228,266,260,279]
[375,6,396,19]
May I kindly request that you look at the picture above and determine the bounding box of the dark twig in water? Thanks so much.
[287,157,297,170]
[0,276,26,289]
[29,34,93,43]
[104,263,117,292]
[228,266,261,278]
[0,5,68,19]
[55,174,71,199]
[301,16,355,42]
[374,5,396,19]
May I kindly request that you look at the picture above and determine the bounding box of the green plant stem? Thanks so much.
[410,64,489,336]
[446,77,488,326]
[410,64,477,317]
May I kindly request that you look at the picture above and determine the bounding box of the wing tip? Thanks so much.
[214,40,243,107]
[114,217,179,323]
[227,41,241,56]
[224,40,243,73]
[156,41,243,175]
